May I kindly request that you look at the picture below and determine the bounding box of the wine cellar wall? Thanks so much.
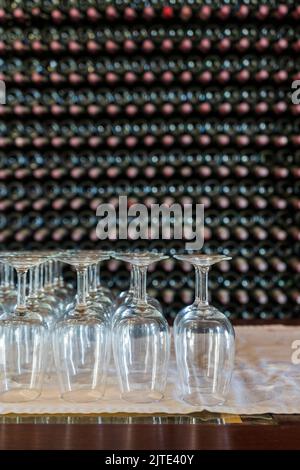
[0,1,299,319]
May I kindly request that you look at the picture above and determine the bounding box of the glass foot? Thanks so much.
[181,389,226,407]
[61,388,103,403]
[121,390,164,403]
[0,388,41,403]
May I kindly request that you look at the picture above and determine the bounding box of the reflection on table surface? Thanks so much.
[0,411,287,425]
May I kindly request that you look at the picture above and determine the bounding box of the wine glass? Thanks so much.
[87,261,112,320]
[53,251,110,402]
[52,258,75,306]
[0,301,5,316]
[0,253,48,402]
[27,262,55,328]
[112,252,170,403]
[64,251,112,321]
[85,250,114,315]
[42,255,65,316]
[113,265,137,310]
[112,263,163,327]
[173,254,235,407]
[95,256,115,302]
[0,260,17,312]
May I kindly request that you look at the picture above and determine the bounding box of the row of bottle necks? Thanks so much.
[1,165,299,181]
[1,149,299,165]
[2,135,300,148]
[0,3,300,23]
[0,202,298,225]
[3,31,300,55]
[2,126,300,149]
[0,225,299,247]
[2,90,300,117]
[0,180,299,199]
[0,220,298,258]
[2,58,300,85]
[1,119,300,135]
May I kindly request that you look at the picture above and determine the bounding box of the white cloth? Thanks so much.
[1,325,300,415]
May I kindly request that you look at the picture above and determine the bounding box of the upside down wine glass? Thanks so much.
[0,253,48,402]
[52,258,75,307]
[174,254,235,407]
[27,262,55,328]
[113,264,136,310]
[64,251,112,321]
[112,264,163,327]
[95,255,115,302]
[87,252,113,317]
[0,261,16,313]
[112,252,170,403]
[53,252,110,402]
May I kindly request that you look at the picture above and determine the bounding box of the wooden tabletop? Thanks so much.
[1,417,300,450]
[1,320,300,450]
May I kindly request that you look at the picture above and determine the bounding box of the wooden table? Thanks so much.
[0,414,300,450]
[1,320,299,450]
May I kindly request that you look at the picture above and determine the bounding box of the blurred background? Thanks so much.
[0,1,299,319]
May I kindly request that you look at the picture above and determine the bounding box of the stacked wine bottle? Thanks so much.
[0,0,299,319]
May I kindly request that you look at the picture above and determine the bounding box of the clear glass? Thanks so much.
[41,258,63,316]
[112,252,170,403]
[173,254,235,407]
[0,253,48,402]
[27,264,55,328]
[64,251,112,322]
[87,260,113,319]
[53,252,111,402]
[53,259,75,305]
[96,261,115,302]
[113,265,163,324]
[113,265,136,309]
[0,263,17,312]
[112,265,138,327]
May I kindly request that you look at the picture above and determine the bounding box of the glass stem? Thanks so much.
[9,266,14,289]
[44,262,49,288]
[16,269,27,313]
[195,265,209,306]
[39,264,44,295]
[97,263,101,287]
[53,260,59,286]
[48,260,54,287]
[4,264,10,291]
[89,264,97,294]
[0,264,3,288]
[76,267,87,310]
[135,265,147,304]
[29,268,34,298]
[128,266,137,294]
[58,261,64,286]
[30,265,39,299]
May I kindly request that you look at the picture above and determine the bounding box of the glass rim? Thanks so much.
[0,253,47,269]
[173,253,232,266]
[113,251,169,266]
[57,253,110,267]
